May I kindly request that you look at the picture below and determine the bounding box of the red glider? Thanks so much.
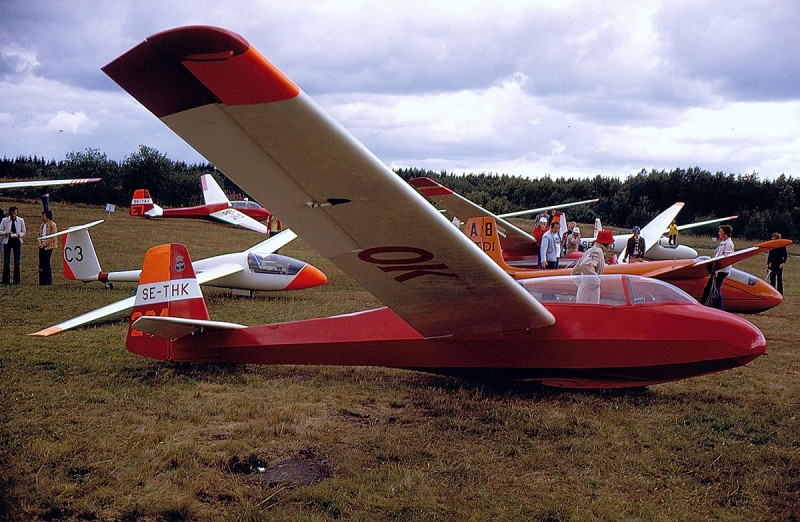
[466,216,787,313]
[130,174,277,233]
[104,26,766,388]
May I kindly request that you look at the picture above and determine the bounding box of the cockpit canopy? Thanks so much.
[231,200,265,210]
[519,274,696,306]
[696,256,759,287]
[247,253,304,276]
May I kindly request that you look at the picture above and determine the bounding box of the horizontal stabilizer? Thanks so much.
[39,219,104,241]
[132,315,247,341]
[144,204,164,218]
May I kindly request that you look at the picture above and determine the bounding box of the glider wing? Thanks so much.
[0,178,101,190]
[498,198,599,219]
[103,26,556,336]
[409,177,538,257]
[208,207,269,234]
[674,215,738,233]
[659,239,792,281]
[619,203,684,262]
[28,262,243,337]
[30,296,137,336]
[245,229,297,254]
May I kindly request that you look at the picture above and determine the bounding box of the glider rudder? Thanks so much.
[62,227,102,281]
[464,217,517,272]
[126,243,210,360]
[130,189,155,217]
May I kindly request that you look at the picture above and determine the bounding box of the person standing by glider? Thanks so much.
[1,206,26,285]
[701,225,735,309]
[37,210,58,286]
[767,232,788,294]
[668,220,678,246]
[572,229,615,303]
[532,216,548,269]
[623,226,646,263]
[540,220,562,269]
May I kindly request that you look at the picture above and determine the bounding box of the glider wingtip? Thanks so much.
[29,327,62,337]
[104,25,299,118]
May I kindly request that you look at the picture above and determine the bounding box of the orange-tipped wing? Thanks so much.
[104,26,555,337]
[659,239,793,281]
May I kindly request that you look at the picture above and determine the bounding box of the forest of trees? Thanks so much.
[2,147,798,240]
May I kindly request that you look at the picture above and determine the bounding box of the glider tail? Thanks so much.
[464,216,516,273]
[130,189,163,217]
[126,243,210,360]
[200,174,230,205]
[62,227,102,281]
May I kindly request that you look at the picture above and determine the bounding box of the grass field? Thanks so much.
[1,199,798,521]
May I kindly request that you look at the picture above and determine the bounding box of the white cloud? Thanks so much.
[0,0,799,178]
[44,111,95,134]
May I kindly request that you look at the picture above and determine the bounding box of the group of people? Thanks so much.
[537,217,789,310]
[0,205,58,286]
[532,212,585,270]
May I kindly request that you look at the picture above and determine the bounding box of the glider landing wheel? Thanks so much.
[104,282,114,290]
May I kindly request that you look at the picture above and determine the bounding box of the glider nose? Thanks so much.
[757,281,783,312]
[286,263,327,290]
[727,314,767,366]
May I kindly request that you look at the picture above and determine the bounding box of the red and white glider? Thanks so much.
[130,174,275,234]
[102,26,766,388]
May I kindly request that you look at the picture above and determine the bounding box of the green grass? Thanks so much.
[1,199,798,520]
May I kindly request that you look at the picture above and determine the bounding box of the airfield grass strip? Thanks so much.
[0,199,797,520]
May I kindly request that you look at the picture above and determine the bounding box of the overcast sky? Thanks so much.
[2,0,799,180]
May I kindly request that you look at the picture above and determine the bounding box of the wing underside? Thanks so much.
[659,239,791,280]
[103,26,555,337]
[209,207,268,234]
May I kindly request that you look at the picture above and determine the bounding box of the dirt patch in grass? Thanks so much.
[261,457,332,488]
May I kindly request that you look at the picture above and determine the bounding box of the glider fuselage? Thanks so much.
[159,201,271,222]
[128,274,765,389]
[134,300,764,389]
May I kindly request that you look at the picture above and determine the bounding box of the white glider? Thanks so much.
[30,222,326,336]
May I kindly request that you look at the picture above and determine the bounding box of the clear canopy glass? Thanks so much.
[519,274,696,306]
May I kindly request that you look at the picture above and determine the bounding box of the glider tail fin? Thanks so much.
[130,189,163,217]
[130,189,154,216]
[200,174,230,205]
[62,227,102,281]
[126,243,210,360]
[464,216,517,273]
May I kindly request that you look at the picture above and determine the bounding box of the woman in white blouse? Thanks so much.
[701,225,734,309]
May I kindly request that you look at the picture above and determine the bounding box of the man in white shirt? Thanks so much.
[1,206,26,285]
[540,221,562,269]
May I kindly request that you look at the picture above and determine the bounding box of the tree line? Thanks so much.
[2,148,797,240]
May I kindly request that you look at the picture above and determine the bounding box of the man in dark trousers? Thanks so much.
[1,206,26,285]
[767,232,788,294]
